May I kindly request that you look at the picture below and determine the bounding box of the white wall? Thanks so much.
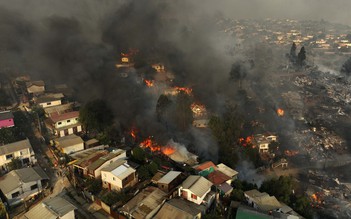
[62,143,84,154]
[0,148,36,167]
[60,209,75,219]
[101,171,123,190]
[55,117,79,129]
[180,188,210,205]
[6,180,43,206]
[94,153,127,178]
[39,100,62,108]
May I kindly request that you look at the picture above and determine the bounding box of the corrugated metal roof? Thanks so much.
[181,175,213,197]
[0,139,32,156]
[217,163,238,178]
[0,167,48,194]
[193,161,216,171]
[55,134,84,148]
[0,111,13,120]
[87,149,126,172]
[154,199,204,219]
[24,195,76,219]
[157,171,182,184]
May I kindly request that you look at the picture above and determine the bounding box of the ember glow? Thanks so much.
[140,137,176,155]
[144,79,154,87]
[239,136,253,147]
[175,86,192,95]
[277,108,285,117]
[130,128,137,140]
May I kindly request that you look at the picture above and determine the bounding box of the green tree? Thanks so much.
[101,190,127,206]
[79,99,114,133]
[131,146,146,164]
[8,158,22,170]
[260,176,294,204]
[0,128,17,144]
[86,178,102,195]
[292,195,312,219]
[297,46,306,66]
[341,57,351,76]
[137,165,151,180]
[174,91,193,131]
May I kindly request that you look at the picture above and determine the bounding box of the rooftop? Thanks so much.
[0,166,49,194]
[181,175,213,198]
[55,134,84,148]
[26,80,45,87]
[50,111,79,123]
[120,187,166,219]
[157,171,182,185]
[0,139,32,156]
[217,163,238,178]
[208,170,231,185]
[73,150,108,168]
[102,159,135,180]
[87,149,126,172]
[23,195,76,219]
[245,189,282,212]
[193,161,216,172]
[154,198,205,219]
[0,111,14,120]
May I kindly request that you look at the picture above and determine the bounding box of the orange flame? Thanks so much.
[239,136,253,147]
[144,79,154,87]
[175,86,192,95]
[140,137,176,155]
[277,108,284,117]
[130,128,137,139]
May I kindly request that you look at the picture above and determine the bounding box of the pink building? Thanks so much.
[0,111,14,129]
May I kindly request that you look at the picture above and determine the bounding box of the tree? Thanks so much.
[131,146,146,163]
[0,202,6,219]
[341,57,351,76]
[0,128,17,145]
[79,99,114,133]
[297,46,306,66]
[174,91,193,131]
[8,158,22,170]
[0,89,10,106]
[260,176,294,204]
[289,42,297,63]
[156,94,172,121]
[230,61,247,89]
[101,190,127,206]
[86,178,102,195]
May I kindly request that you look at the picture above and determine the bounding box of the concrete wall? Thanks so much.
[0,148,36,167]
[39,100,62,108]
[6,180,43,206]
[62,143,84,154]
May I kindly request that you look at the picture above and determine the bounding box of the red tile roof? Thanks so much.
[194,161,216,171]
[50,111,79,123]
[207,170,231,185]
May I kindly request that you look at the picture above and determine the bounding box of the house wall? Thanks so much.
[62,143,84,154]
[39,100,62,108]
[101,171,123,190]
[179,188,209,205]
[6,180,43,206]
[54,117,79,129]
[93,153,127,178]
[27,86,45,94]
[60,210,75,219]
[259,143,269,153]
[0,119,14,129]
[0,148,36,168]
[56,125,82,137]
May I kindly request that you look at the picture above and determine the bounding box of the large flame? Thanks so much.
[140,137,176,155]
[144,79,154,87]
[175,86,192,95]
[277,108,284,116]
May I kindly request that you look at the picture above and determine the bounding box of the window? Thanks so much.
[58,122,62,125]
[20,151,23,156]
[75,118,78,121]
[8,119,11,122]
[113,177,115,181]
[30,184,38,190]
[12,191,20,198]
[22,158,30,164]
[5,154,13,160]
[47,102,52,105]
[191,194,197,199]
[67,120,71,123]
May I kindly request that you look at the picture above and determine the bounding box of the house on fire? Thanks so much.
[45,111,82,137]
[101,159,137,191]
[0,166,49,206]
[0,139,37,171]
[0,111,14,129]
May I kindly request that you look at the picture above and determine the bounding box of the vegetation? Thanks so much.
[341,57,351,76]
[137,161,159,180]
[131,146,146,164]
[0,89,10,106]
[174,91,193,131]
[229,61,247,89]
[297,46,306,66]
[289,42,297,63]
[79,99,114,133]
[101,190,128,206]
[209,104,243,167]
[231,179,258,202]
[86,178,102,195]
[0,202,6,219]
[0,127,18,144]
[7,158,22,171]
